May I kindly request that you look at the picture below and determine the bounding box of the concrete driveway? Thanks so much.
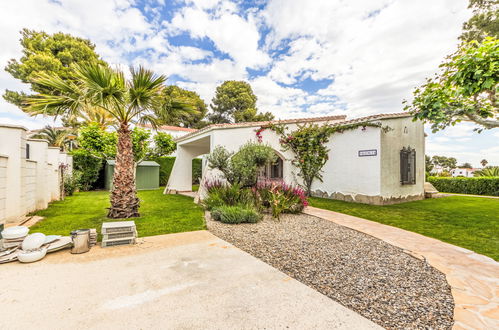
[0,231,379,330]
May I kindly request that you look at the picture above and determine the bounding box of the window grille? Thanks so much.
[400,147,416,185]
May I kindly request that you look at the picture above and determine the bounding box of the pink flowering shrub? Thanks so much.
[255,179,308,218]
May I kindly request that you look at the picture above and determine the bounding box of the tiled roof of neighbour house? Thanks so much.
[175,114,348,142]
[138,123,198,132]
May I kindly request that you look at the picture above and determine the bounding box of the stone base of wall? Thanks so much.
[312,190,425,205]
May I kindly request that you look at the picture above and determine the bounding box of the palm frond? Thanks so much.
[128,66,166,119]
[73,63,126,120]
[135,114,160,130]
[24,72,84,119]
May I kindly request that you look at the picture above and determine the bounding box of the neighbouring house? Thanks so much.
[165,112,426,205]
[450,168,478,177]
[0,124,72,225]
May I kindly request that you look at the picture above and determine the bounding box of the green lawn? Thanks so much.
[309,196,499,260]
[30,189,205,239]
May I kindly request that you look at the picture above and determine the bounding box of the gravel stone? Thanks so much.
[207,213,454,329]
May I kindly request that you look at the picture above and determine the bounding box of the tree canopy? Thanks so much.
[208,80,274,123]
[406,37,498,132]
[4,29,106,108]
[157,85,207,128]
[460,0,499,43]
[148,131,176,158]
[430,155,458,171]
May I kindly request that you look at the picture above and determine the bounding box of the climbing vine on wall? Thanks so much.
[257,121,390,196]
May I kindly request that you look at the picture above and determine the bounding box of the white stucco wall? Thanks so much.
[380,118,425,199]
[0,126,71,224]
[315,126,382,196]
[28,139,50,210]
[0,125,26,223]
[47,147,62,201]
[0,155,7,222]
[24,159,37,214]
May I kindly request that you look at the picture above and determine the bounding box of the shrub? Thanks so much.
[211,208,223,221]
[256,180,308,218]
[206,142,276,187]
[192,158,202,184]
[428,176,499,196]
[153,156,175,185]
[202,182,255,210]
[71,149,103,191]
[63,171,81,196]
[213,205,261,224]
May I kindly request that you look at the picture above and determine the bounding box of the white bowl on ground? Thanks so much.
[1,226,29,239]
[22,233,46,251]
[18,247,47,263]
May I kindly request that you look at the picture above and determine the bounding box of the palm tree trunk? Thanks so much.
[107,123,140,218]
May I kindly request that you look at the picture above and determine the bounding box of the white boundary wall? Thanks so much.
[0,125,72,225]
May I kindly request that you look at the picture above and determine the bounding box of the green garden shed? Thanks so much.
[105,160,160,190]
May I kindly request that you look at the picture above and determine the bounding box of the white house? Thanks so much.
[165,112,425,205]
[450,168,477,177]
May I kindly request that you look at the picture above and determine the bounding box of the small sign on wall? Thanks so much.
[358,149,377,157]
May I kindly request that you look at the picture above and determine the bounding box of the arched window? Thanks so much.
[259,155,283,180]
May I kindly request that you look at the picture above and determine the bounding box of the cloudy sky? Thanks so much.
[0,0,497,166]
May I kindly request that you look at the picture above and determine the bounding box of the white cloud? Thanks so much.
[167,3,270,69]
[262,0,471,118]
[439,123,477,138]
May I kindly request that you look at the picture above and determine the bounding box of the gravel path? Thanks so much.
[207,213,454,329]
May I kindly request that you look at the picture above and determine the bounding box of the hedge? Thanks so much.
[428,176,499,196]
[151,156,202,186]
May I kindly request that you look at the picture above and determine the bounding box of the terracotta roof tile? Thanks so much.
[176,115,347,141]
[175,112,413,142]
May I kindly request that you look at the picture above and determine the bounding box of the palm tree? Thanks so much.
[25,63,170,218]
[474,166,499,177]
[30,126,74,151]
[481,159,488,167]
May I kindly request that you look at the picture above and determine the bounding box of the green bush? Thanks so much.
[206,143,276,187]
[211,208,223,221]
[213,205,261,224]
[428,176,499,196]
[192,158,202,184]
[152,156,202,186]
[71,149,103,191]
[202,183,255,210]
[63,171,81,196]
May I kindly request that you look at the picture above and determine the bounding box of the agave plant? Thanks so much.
[25,63,185,218]
[474,166,499,177]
